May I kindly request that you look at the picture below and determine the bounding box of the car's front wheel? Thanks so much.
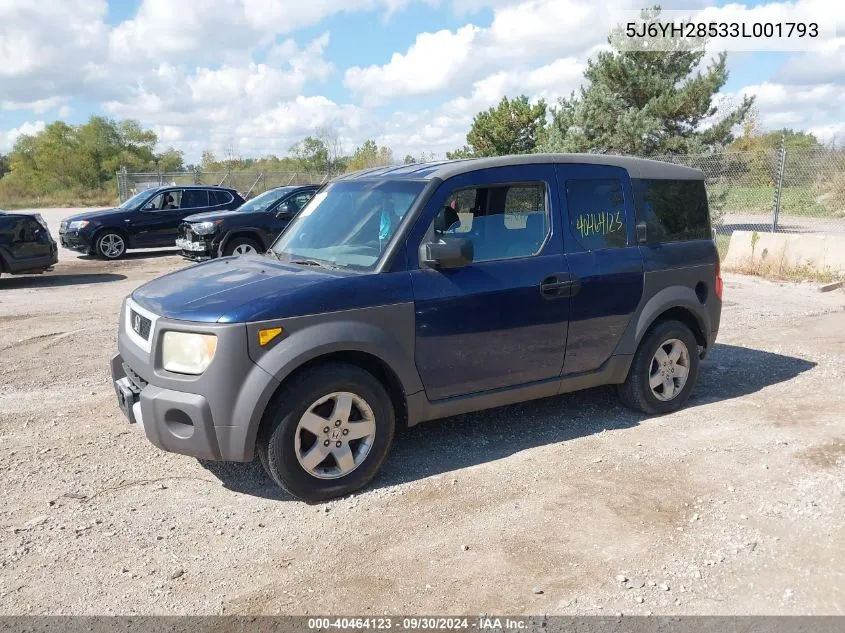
[257,363,396,501]
[223,236,261,257]
[618,319,700,415]
[95,230,127,260]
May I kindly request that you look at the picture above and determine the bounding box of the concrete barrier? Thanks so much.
[724,230,845,275]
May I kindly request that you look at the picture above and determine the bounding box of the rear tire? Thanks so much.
[95,230,127,260]
[257,363,395,502]
[223,236,261,257]
[618,320,700,415]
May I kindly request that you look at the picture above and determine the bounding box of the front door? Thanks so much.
[555,164,645,375]
[409,165,571,401]
[132,189,186,247]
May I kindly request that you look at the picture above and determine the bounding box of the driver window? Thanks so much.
[427,183,548,262]
[145,190,182,211]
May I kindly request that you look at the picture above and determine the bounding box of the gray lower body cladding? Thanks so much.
[111,300,280,462]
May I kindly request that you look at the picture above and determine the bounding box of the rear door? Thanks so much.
[409,165,572,401]
[555,164,644,375]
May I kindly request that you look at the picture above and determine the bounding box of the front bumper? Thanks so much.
[109,299,280,462]
[59,230,93,253]
[176,230,218,261]
[111,356,222,460]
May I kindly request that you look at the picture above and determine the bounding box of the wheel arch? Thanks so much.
[630,286,710,354]
[219,230,265,255]
[93,225,131,252]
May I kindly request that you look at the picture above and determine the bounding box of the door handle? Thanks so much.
[540,274,580,298]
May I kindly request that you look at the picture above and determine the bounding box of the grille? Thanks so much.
[129,309,152,340]
[122,363,148,392]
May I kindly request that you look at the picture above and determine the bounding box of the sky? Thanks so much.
[0,0,843,163]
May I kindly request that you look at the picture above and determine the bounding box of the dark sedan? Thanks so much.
[177,185,319,260]
[59,185,244,259]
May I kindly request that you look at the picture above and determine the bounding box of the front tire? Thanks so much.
[618,320,700,415]
[223,236,261,257]
[95,230,127,260]
[257,363,395,502]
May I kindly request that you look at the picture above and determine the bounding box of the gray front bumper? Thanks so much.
[110,300,281,462]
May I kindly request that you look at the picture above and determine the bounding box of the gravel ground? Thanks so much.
[1,208,844,615]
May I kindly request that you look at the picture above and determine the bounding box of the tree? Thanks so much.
[448,95,547,158]
[348,140,394,171]
[0,115,165,202]
[200,150,218,170]
[290,136,329,174]
[157,148,185,172]
[541,6,754,156]
[316,124,346,176]
[403,154,416,165]
[0,153,8,179]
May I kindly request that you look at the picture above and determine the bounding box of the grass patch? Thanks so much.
[715,234,731,261]
[713,185,842,218]
[0,190,117,209]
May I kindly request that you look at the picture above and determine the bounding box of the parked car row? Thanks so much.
[0,184,321,278]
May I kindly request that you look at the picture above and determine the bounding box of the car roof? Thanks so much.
[331,153,704,182]
[147,184,238,192]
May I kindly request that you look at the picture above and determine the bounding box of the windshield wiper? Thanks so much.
[291,258,342,270]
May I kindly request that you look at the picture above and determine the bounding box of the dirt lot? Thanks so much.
[1,208,844,616]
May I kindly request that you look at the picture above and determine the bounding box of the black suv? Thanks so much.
[0,211,58,277]
[59,185,244,259]
[177,185,319,260]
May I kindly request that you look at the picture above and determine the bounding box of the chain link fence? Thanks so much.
[660,146,845,236]
[116,169,328,203]
[118,147,845,237]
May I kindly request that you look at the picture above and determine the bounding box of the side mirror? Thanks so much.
[276,203,292,218]
[420,237,474,270]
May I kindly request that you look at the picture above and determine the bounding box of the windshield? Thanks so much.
[269,180,426,271]
[238,188,294,213]
[119,189,155,209]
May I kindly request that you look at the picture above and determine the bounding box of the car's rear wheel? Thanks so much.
[257,363,395,502]
[618,320,700,415]
[95,231,127,260]
[223,236,261,257]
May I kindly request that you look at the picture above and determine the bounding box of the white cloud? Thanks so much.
[0,97,66,113]
[1,121,47,152]
[0,0,109,103]
[344,0,613,102]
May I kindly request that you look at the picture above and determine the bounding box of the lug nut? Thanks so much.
[323,426,330,434]
[335,420,342,427]
[324,440,330,447]
[336,441,342,448]
[342,429,349,436]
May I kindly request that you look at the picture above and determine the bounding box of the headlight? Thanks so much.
[190,221,221,235]
[68,220,89,230]
[161,331,218,375]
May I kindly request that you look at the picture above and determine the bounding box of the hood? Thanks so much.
[64,207,125,223]
[131,255,347,323]
[183,209,256,223]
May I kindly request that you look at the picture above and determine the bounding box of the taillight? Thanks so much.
[715,258,723,301]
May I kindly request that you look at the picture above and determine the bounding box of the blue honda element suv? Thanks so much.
[111,154,722,501]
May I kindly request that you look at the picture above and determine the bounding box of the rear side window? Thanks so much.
[209,190,233,206]
[632,179,710,243]
[181,189,209,209]
[565,179,628,250]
